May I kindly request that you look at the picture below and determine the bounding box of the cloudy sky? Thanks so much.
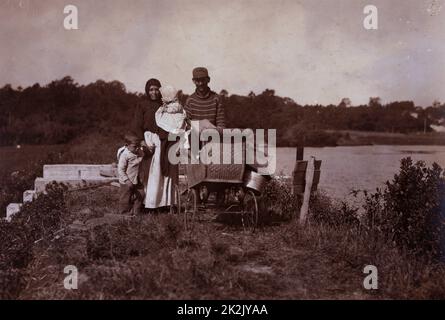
[0,0,444,106]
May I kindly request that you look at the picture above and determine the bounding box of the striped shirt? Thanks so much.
[184,90,225,128]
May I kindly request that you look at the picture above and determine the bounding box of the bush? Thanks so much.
[261,178,299,222]
[363,158,445,257]
[309,191,360,228]
[0,183,67,299]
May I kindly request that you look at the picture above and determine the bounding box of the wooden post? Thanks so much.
[293,146,304,222]
[296,146,304,161]
[299,156,315,226]
[292,146,304,196]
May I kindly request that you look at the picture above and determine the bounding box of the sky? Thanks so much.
[0,0,444,106]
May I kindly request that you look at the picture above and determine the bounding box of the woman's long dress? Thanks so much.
[132,97,179,209]
[144,131,178,208]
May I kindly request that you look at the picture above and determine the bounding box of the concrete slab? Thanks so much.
[6,203,22,222]
[23,190,36,203]
[43,164,115,180]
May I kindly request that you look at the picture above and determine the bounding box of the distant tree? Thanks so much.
[109,80,126,93]
[432,100,441,108]
[283,97,296,105]
[369,97,382,108]
[338,98,351,108]
[248,91,256,98]
[219,89,229,98]
[262,89,275,97]
[177,89,188,105]
[1,84,13,91]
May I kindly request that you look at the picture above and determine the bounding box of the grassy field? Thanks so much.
[0,144,66,176]
[0,184,441,300]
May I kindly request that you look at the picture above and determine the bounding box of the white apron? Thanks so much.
[143,131,178,208]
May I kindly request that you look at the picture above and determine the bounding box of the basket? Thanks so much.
[185,141,246,188]
[186,163,245,188]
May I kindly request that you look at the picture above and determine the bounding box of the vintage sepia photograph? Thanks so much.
[1,0,445,304]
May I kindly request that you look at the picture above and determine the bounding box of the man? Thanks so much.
[184,67,225,132]
[184,67,227,206]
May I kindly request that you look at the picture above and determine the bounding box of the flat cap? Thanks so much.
[192,67,209,79]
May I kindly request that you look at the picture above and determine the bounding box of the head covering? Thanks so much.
[145,78,162,97]
[160,85,178,103]
[192,67,209,79]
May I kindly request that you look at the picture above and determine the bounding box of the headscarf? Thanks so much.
[145,78,162,97]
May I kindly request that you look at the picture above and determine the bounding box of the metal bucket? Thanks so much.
[243,170,270,194]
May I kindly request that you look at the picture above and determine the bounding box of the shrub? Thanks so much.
[0,183,67,270]
[363,158,445,258]
[308,191,360,228]
[0,183,67,299]
[261,178,298,222]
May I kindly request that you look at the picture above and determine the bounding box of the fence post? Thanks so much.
[296,146,304,162]
[293,146,304,222]
[299,156,315,226]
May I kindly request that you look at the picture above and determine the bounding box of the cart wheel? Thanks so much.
[241,190,258,232]
[183,188,197,231]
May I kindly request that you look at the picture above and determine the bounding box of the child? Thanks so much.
[154,85,191,151]
[155,85,187,135]
[117,133,145,215]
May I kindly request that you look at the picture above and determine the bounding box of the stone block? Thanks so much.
[43,164,115,180]
[23,190,36,203]
[6,203,22,222]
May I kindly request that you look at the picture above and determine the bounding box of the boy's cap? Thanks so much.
[124,133,140,145]
[192,67,209,79]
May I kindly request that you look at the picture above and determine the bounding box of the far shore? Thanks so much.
[309,130,445,147]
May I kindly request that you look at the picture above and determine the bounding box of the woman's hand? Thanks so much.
[147,144,155,153]
[142,138,155,150]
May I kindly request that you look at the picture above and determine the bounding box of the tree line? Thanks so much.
[0,76,444,147]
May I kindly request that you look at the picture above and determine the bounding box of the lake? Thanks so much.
[1,144,444,207]
[275,145,445,204]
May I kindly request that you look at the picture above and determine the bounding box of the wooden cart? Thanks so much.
[177,141,269,232]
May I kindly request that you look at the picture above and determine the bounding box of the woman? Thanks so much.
[132,78,178,212]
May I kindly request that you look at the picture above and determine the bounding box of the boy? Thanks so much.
[117,133,145,215]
